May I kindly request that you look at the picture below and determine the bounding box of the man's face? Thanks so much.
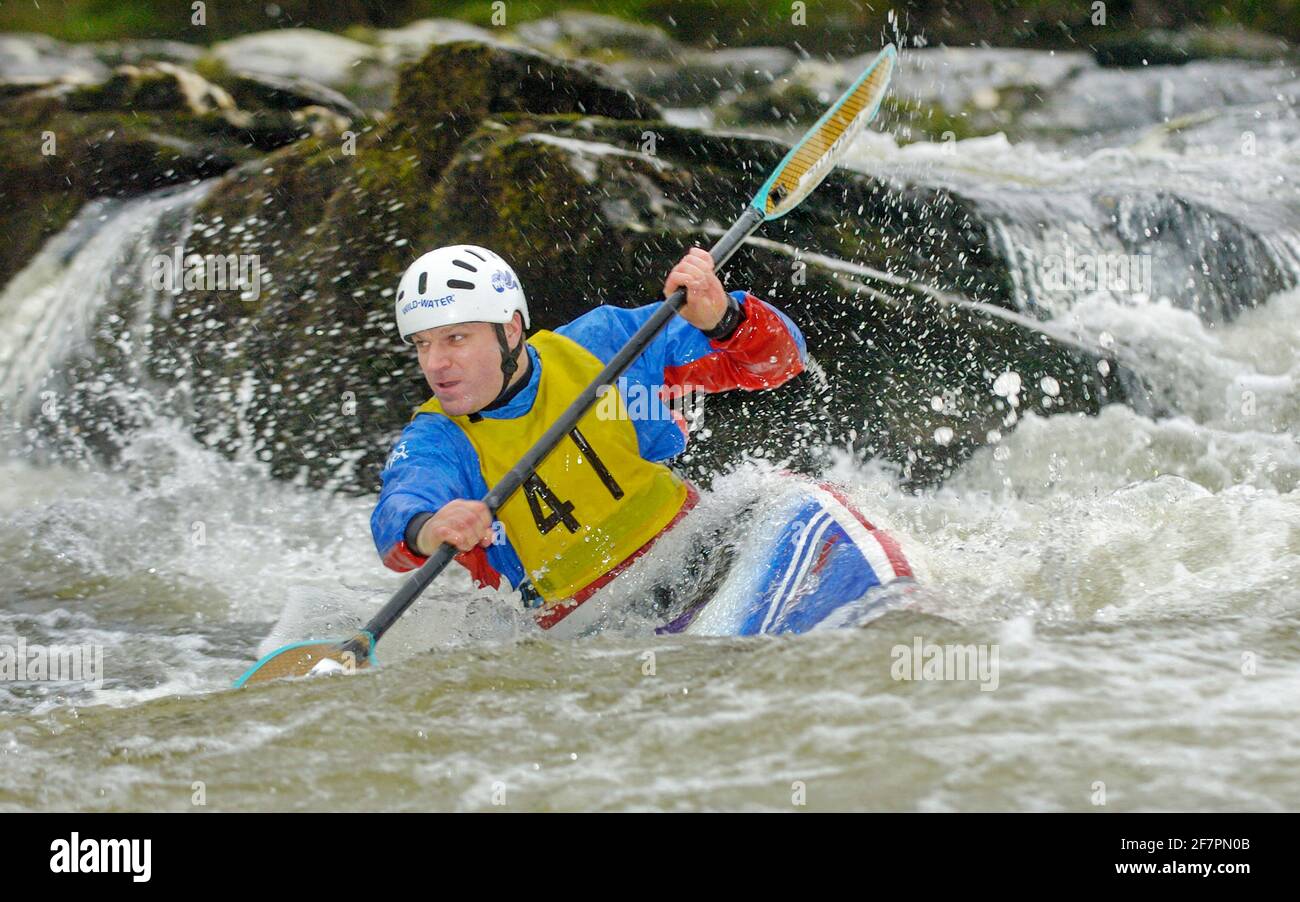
[412,318,519,416]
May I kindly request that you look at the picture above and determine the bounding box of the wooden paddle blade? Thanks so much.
[752,43,897,220]
[234,639,371,687]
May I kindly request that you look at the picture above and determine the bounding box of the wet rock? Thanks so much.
[0,59,352,288]
[513,12,678,60]
[208,28,392,109]
[0,77,71,104]
[613,46,798,107]
[374,17,503,61]
[1,37,1146,492]
[1020,58,1300,139]
[689,253,1131,487]
[1090,26,1293,68]
[423,115,1013,318]
[1110,192,1293,323]
[87,39,205,69]
[136,131,432,491]
[389,40,659,178]
[0,33,109,82]
[65,62,236,115]
[721,47,1094,141]
[134,95,1123,492]
[217,70,364,120]
[41,62,355,154]
[0,104,246,289]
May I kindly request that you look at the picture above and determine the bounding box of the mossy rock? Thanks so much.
[214,70,364,119]
[881,95,989,144]
[425,113,1018,339]
[390,40,660,178]
[513,11,678,59]
[1,108,255,191]
[122,107,1039,492]
[1089,26,1293,67]
[63,63,232,114]
[10,71,1126,494]
[720,78,826,126]
[138,123,442,489]
[0,104,260,287]
[0,59,365,291]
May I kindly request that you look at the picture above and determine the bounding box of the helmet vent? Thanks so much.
[447,279,475,290]
[452,259,478,272]
[465,249,486,261]
[417,272,428,294]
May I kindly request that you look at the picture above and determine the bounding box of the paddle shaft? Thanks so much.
[349,204,767,652]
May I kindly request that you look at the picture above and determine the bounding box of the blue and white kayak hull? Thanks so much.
[664,477,913,636]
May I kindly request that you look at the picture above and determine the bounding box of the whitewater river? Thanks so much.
[2,47,1298,811]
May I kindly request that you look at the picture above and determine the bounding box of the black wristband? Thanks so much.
[405,512,435,554]
[702,294,746,341]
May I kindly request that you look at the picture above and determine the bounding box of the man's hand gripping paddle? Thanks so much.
[235,44,898,687]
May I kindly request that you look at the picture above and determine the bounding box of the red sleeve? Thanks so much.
[663,292,806,393]
[381,539,427,572]
[381,540,502,591]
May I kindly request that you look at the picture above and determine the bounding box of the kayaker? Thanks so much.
[369,244,807,630]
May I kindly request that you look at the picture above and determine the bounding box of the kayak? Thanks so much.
[538,471,915,638]
[665,475,914,635]
[236,471,914,687]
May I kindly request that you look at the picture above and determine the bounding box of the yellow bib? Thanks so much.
[414,330,689,602]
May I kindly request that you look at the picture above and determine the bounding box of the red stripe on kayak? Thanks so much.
[809,532,842,575]
[814,480,913,579]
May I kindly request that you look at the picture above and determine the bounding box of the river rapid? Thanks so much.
[1,44,1298,812]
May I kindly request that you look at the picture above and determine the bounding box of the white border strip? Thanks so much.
[802,484,900,583]
[759,510,834,633]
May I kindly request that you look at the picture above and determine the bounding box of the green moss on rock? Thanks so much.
[390,40,660,178]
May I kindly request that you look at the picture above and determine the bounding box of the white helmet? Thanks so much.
[394,245,530,343]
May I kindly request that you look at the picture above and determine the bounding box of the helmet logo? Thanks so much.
[490,269,519,293]
[401,294,455,314]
